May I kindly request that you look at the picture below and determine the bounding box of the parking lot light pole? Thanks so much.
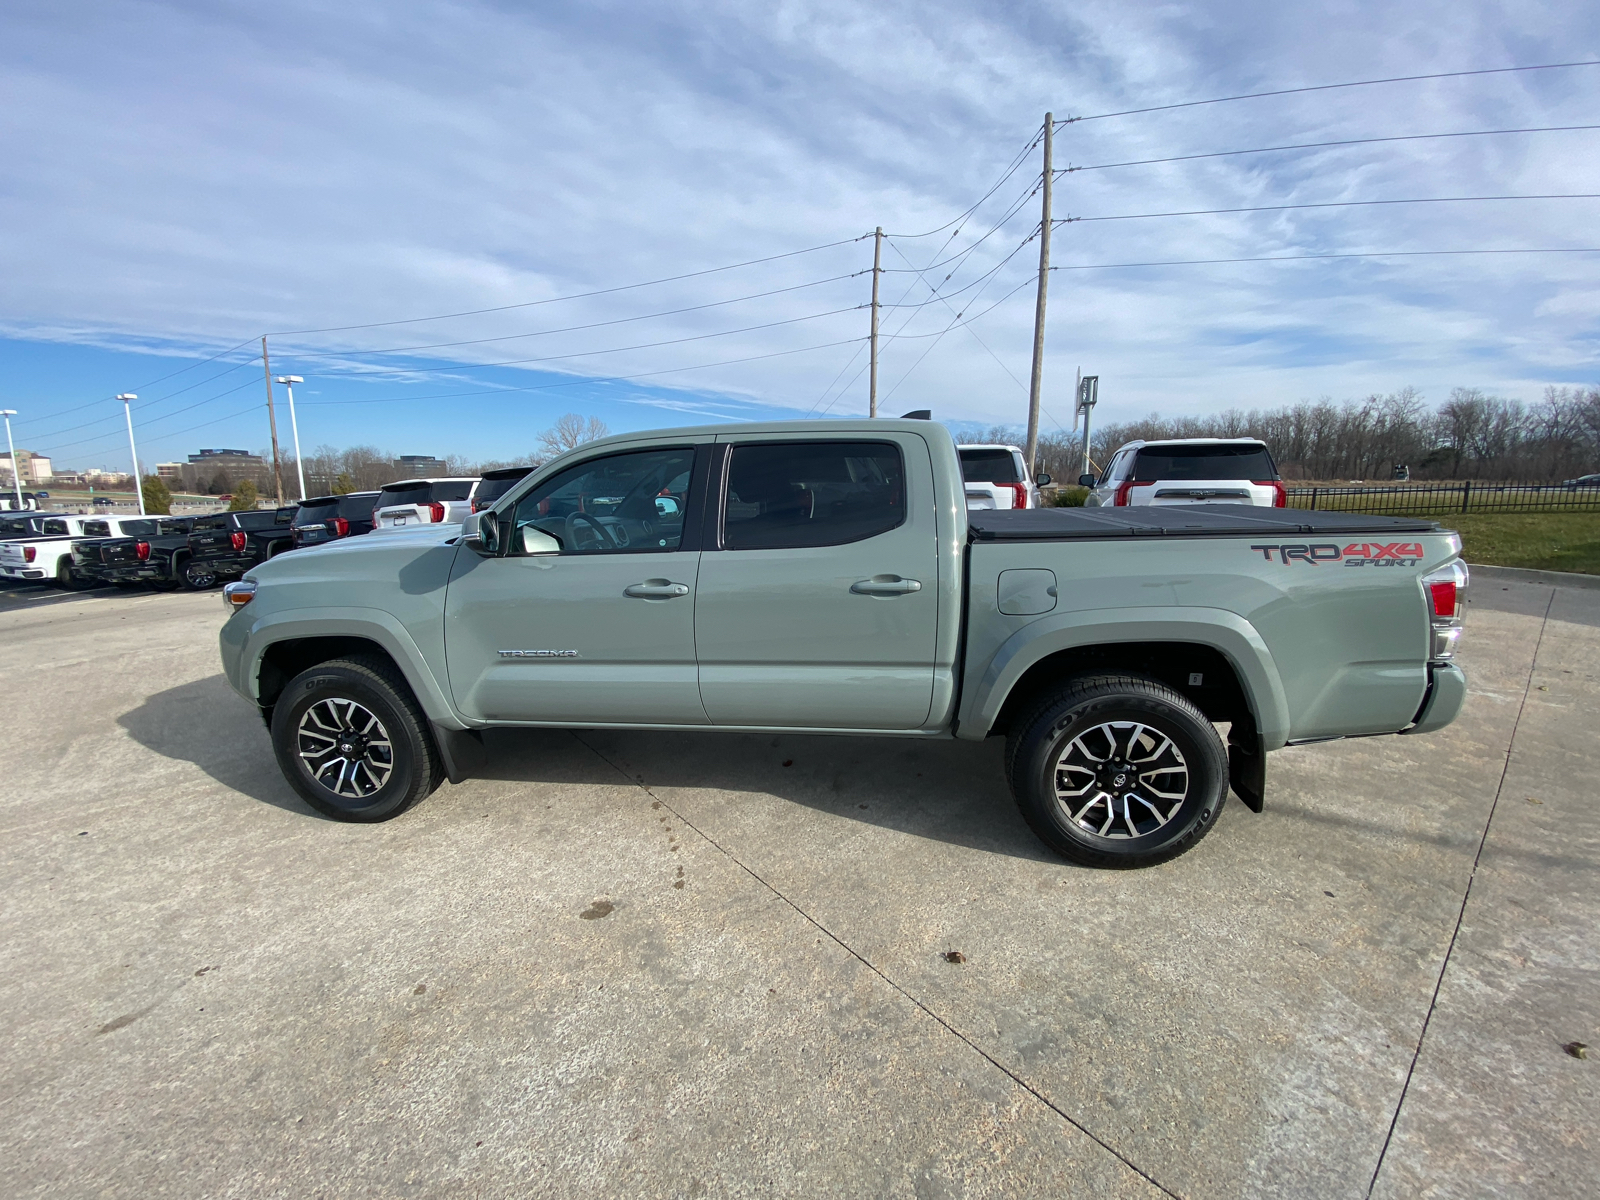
[118,394,146,515]
[0,409,22,511]
[277,376,306,501]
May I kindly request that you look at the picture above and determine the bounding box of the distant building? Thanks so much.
[0,449,53,485]
[183,448,272,493]
[394,454,448,477]
[156,462,185,483]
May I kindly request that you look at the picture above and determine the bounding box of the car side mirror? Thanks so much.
[463,510,502,555]
[1078,473,1097,488]
[1036,473,1051,486]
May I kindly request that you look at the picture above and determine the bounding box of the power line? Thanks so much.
[32,377,263,457]
[1047,246,1600,271]
[21,355,261,444]
[1056,124,1600,174]
[1059,60,1600,125]
[300,338,869,406]
[883,127,1044,239]
[266,236,872,337]
[278,272,866,360]
[301,306,865,379]
[1055,193,1600,224]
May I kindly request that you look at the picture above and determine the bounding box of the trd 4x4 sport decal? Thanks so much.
[1249,542,1425,566]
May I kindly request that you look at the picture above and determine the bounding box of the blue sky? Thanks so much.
[2,0,1597,471]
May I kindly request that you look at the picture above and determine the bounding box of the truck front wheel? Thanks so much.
[270,657,444,822]
[1007,674,1227,868]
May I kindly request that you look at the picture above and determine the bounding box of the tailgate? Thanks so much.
[99,538,144,567]
[189,528,232,557]
[0,543,26,568]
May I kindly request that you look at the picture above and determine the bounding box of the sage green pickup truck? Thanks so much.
[218,418,1468,867]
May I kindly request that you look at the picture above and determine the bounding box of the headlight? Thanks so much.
[223,580,257,610]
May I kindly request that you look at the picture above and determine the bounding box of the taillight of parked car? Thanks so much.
[23,546,35,562]
[1421,561,1468,659]
[1254,480,1287,507]
[230,530,247,551]
[428,501,445,522]
[332,516,349,536]
[1007,483,1028,509]
[1113,481,1154,506]
[135,541,151,561]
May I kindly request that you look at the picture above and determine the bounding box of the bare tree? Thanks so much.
[536,414,609,462]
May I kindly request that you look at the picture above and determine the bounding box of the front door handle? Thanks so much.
[624,579,690,599]
[850,576,922,596]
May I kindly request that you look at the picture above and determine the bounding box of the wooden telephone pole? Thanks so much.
[869,226,883,417]
[1024,114,1053,473]
[261,337,286,506]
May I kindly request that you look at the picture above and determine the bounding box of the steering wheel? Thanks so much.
[565,512,615,551]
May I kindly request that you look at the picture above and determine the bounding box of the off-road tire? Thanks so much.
[1006,673,1227,869]
[271,656,444,822]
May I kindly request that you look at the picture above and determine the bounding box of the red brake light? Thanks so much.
[23,546,35,563]
[1429,580,1458,619]
[332,516,349,536]
[1255,480,1287,507]
[135,541,151,561]
[428,501,445,523]
[1007,482,1028,509]
[1113,480,1154,506]
[230,530,247,551]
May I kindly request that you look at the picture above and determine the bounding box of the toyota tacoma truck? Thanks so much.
[217,419,1468,868]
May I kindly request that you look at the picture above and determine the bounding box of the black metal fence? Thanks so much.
[1286,482,1600,515]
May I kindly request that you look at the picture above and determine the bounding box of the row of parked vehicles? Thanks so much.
[0,468,535,590]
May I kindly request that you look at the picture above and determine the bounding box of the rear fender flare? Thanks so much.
[957,606,1291,747]
[238,607,469,730]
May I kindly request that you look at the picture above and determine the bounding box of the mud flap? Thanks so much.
[1228,725,1266,813]
[433,725,487,785]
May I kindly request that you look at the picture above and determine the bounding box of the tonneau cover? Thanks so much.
[969,504,1442,541]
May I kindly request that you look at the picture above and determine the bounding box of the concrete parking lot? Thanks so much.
[1,575,1595,1198]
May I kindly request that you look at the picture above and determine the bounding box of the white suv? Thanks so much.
[372,478,477,529]
[957,444,1048,510]
[1084,438,1285,507]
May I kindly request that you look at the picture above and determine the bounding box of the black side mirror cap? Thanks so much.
[1077,473,1097,488]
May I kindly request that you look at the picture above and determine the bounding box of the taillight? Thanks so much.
[23,546,35,563]
[230,530,247,551]
[1007,482,1028,509]
[1113,481,1153,506]
[428,501,445,523]
[372,506,381,526]
[332,516,349,536]
[1255,480,1287,507]
[1421,561,1468,659]
[136,541,151,561]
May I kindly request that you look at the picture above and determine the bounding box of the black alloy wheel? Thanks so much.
[1007,674,1228,869]
[55,558,85,590]
[270,657,443,821]
[180,557,218,590]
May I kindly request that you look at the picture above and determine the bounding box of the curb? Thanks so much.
[1466,563,1600,591]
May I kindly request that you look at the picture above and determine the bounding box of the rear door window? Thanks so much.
[121,520,157,538]
[82,521,111,537]
[1131,445,1278,481]
[192,515,229,532]
[959,449,1021,484]
[236,512,278,531]
[722,441,904,551]
[339,494,379,519]
[430,481,473,502]
[41,518,70,536]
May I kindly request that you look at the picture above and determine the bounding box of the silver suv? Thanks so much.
[1083,438,1284,507]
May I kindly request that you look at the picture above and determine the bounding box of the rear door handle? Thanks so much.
[850,576,922,596]
[624,580,690,599]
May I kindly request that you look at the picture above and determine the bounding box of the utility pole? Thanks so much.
[1025,113,1054,474]
[869,226,883,417]
[0,409,22,510]
[261,337,285,506]
[118,394,145,515]
[277,376,307,500]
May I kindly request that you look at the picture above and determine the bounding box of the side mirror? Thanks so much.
[1078,473,1097,488]
[1036,473,1051,486]
[463,510,501,555]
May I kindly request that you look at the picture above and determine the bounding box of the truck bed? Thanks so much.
[969,504,1442,541]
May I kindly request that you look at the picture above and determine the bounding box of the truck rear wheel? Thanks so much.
[1007,674,1227,868]
[270,657,444,822]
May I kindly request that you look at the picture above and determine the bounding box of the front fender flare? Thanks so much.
[956,606,1291,748]
[236,606,470,730]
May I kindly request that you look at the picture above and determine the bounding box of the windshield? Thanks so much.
[1131,444,1278,482]
[960,448,1021,484]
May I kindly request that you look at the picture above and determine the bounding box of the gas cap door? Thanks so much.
[997,568,1057,616]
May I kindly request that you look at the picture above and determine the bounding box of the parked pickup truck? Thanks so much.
[75,517,202,589]
[218,419,1468,868]
[2,514,145,587]
[187,508,298,582]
